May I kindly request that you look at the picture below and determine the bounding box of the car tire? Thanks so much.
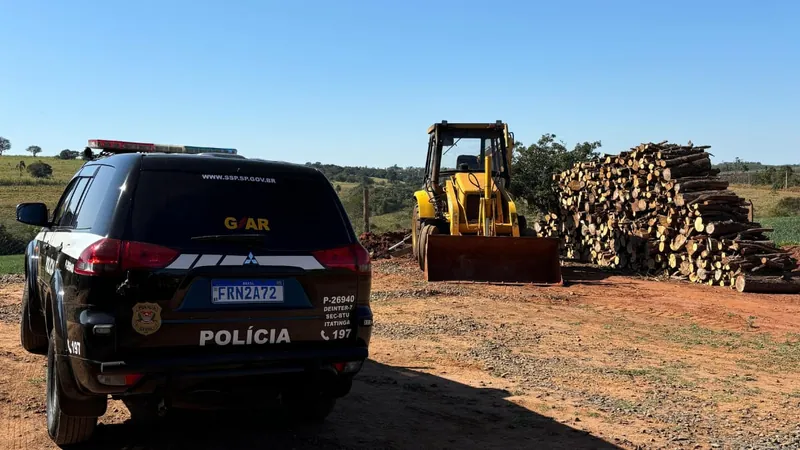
[282,391,337,423]
[46,328,97,446]
[20,282,47,355]
[123,396,163,425]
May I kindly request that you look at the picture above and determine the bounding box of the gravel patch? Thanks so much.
[373,314,487,340]
[373,259,418,276]
[0,274,23,284]
[0,302,20,324]
[371,285,475,301]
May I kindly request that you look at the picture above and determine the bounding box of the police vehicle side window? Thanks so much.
[50,178,82,226]
[73,166,115,230]
[57,177,90,228]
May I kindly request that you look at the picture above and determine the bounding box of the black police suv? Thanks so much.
[16,149,372,446]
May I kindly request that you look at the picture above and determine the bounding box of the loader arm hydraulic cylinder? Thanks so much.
[483,153,493,237]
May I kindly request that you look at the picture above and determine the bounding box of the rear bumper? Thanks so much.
[63,346,368,398]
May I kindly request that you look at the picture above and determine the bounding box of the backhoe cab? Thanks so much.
[411,120,563,284]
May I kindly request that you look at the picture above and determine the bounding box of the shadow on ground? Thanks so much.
[83,360,621,450]
[561,262,625,286]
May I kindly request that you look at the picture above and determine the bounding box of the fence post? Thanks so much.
[363,185,370,233]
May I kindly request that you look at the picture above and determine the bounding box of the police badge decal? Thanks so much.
[132,302,162,336]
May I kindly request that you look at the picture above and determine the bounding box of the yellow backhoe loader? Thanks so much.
[411,120,563,284]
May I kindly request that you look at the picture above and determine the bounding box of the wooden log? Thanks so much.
[662,152,712,167]
[662,157,712,181]
[705,220,754,237]
[735,275,800,294]
[673,179,730,193]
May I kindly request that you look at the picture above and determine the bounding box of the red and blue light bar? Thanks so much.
[88,139,237,155]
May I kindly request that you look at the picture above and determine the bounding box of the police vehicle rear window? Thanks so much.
[128,170,353,251]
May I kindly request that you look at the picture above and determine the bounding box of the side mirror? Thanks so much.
[16,202,50,227]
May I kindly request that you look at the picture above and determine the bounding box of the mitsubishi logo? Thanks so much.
[243,252,259,266]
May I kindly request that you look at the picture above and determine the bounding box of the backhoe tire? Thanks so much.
[20,282,48,355]
[46,328,98,446]
[412,204,421,263]
[418,224,438,272]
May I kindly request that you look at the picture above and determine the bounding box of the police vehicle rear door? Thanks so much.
[114,158,368,358]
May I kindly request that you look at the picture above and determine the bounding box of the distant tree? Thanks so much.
[26,145,42,157]
[387,165,399,182]
[57,149,80,160]
[0,137,10,155]
[734,157,749,172]
[509,133,601,214]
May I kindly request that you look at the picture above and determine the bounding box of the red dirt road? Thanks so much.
[2,260,800,449]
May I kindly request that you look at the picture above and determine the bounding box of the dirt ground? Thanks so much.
[1,259,800,449]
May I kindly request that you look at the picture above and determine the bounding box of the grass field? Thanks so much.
[728,184,800,246]
[0,254,24,275]
[0,156,85,248]
[729,184,800,218]
[759,216,800,246]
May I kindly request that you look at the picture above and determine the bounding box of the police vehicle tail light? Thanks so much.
[75,238,179,275]
[312,243,371,273]
[332,361,362,373]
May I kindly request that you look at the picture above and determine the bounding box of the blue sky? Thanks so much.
[1,0,798,167]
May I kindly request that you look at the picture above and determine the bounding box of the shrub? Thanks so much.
[0,225,27,256]
[771,197,800,217]
[26,161,53,178]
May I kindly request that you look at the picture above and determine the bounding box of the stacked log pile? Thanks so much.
[533,141,800,294]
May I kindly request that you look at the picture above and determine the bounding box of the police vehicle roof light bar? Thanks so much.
[87,139,237,155]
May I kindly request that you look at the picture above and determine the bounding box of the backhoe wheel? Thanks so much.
[418,224,438,272]
[46,328,97,446]
[411,204,421,262]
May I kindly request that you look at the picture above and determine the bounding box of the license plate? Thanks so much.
[211,279,284,304]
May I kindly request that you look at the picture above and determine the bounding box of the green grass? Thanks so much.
[369,208,412,234]
[0,254,24,274]
[0,155,84,185]
[758,216,800,246]
[0,156,85,247]
[729,184,800,218]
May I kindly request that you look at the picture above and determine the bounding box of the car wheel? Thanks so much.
[20,282,47,355]
[46,328,97,446]
[282,391,337,423]
[123,396,164,425]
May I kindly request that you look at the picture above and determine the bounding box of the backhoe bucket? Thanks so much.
[424,234,563,284]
